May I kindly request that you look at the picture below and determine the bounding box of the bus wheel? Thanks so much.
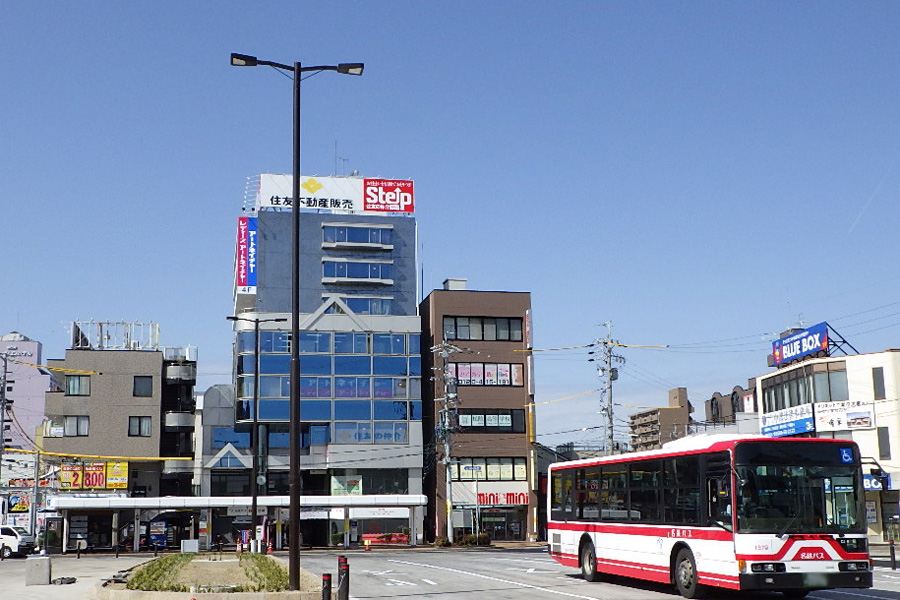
[782,591,809,599]
[580,541,602,582]
[674,548,701,598]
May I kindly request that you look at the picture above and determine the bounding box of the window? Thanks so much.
[212,428,250,448]
[323,260,392,281]
[323,225,392,246]
[443,317,524,341]
[879,427,892,461]
[66,375,90,396]
[458,409,526,433]
[133,376,153,397]
[453,457,528,481]
[874,367,886,401]
[448,362,522,386]
[64,416,89,437]
[334,333,369,354]
[128,416,152,437]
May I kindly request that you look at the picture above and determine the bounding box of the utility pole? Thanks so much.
[592,323,625,455]
[0,353,9,490]
[432,341,461,543]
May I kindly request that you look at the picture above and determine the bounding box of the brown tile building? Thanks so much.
[420,279,536,542]
[628,387,693,452]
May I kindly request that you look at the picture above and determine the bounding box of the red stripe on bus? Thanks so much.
[549,521,734,542]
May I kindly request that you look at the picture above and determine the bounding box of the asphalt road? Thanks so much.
[4,547,900,600]
[285,547,900,600]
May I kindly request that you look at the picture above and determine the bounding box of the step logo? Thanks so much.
[364,179,415,213]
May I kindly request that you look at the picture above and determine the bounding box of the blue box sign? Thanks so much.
[772,322,828,366]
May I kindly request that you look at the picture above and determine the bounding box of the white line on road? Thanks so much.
[388,559,600,600]
[422,579,438,585]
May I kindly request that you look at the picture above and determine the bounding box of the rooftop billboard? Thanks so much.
[257,174,414,214]
[772,321,828,366]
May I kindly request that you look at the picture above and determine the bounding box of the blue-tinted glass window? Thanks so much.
[334,400,372,420]
[300,400,332,421]
[374,422,394,444]
[259,354,291,374]
[408,357,422,376]
[268,432,290,448]
[410,401,422,421]
[347,227,369,243]
[300,355,331,375]
[334,422,359,444]
[258,400,289,420]
[299,377,330,398]
[334,356,370,375]
[316,377,331,398]
[358,423,373,442]
[259,376,283,398]
[393,422,408,444]
[348,262,369,278]
[256,331,290,353]
[334,377,357,398]
[374,401,408,421]
[236,400,250,421]
[238,331,255,353]
[311,425,330,445]
[374,356,407,376]
[238,354,253,375]
[356,377,371,398]
[374,378,407,399]
[334,333,368,354]
[299,332,331,353]
[379,229,391,245]
[238,377,255,398]
[373,334,405,354]
[212,428,250,449]
[408,334,420,355]
[409,378,421,399]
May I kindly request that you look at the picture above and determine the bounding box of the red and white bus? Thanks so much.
[548,434,872,598]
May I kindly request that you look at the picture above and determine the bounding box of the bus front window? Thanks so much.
[735,464,864,535]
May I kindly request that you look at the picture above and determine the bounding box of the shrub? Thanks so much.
[240,553,289,592]
[434,536,451,547]
[126,553,193,591]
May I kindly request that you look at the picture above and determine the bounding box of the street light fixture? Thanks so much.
[227,315,286,552]
[230,52,363,589]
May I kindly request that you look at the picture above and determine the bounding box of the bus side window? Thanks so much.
[551,470,575,521]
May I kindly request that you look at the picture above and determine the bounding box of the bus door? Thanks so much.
[705,453,733,530]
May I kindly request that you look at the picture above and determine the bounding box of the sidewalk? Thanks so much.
[1,554,150,600]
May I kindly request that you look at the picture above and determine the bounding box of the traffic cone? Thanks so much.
[267,539,273,552]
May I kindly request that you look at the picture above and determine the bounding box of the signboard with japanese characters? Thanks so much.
[235,217,258,295]
[257,174,415,214]
[59,464,83,489]
[814,399,876,432]
[761,403,814,437]
[106,461,129,489]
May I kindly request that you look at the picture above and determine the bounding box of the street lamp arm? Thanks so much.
[231,53,363,76]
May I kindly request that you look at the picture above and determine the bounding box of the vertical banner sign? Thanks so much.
[59,464,83,489]
[235,217,258,295]
[83,462,107,489]
[106,461,129,489]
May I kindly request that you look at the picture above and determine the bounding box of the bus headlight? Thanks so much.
[839,562,869,571]
[751,563,786,573]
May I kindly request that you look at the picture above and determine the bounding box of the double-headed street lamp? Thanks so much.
[227,315,286,552]
[230,52,363,589]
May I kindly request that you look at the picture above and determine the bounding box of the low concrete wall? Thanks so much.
[97,587,321,600]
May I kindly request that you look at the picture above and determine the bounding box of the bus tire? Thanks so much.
[674,548,701,598]
[580,540,602,582]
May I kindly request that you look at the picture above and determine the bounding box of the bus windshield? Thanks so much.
[734,442,865,535]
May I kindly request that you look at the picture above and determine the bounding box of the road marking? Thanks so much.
[388,559,601,600]
[385,579,416,586]
[422,579,438,585]
[505,567,556,574]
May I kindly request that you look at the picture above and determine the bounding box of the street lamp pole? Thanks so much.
[227,315,286,552]
[230,53,363,589]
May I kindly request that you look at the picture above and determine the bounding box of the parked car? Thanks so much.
[0,526,36,558]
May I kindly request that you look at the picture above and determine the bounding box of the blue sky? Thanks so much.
[3,3,900,447]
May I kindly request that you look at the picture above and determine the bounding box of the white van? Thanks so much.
[0,525,36,558]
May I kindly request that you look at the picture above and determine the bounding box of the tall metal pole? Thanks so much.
[0,353,8,491]
[30,450,40,536]
[251,318,260,548]
[288,60,302,591]
[605,329,614,455]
